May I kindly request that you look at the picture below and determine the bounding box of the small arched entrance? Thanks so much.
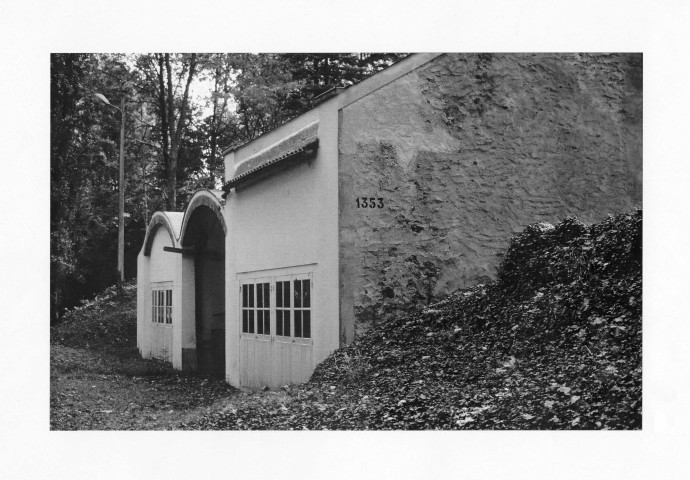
[138,211,183,365]
[180,191,227,378]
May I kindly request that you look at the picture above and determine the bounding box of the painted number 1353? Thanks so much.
[356,197,384,208]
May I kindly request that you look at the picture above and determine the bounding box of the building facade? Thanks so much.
[137,53,642,388]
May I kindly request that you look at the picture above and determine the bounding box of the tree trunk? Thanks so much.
[209,65,220,185]
[165,54,177,211]
[155,54,171,209]
[164,53,197,211]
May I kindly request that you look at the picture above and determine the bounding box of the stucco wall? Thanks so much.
[149,228,178,283]
[224,98,340,387]
[137,226,180,362]
[338,53,642,335]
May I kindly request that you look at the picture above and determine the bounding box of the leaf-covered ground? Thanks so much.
[51,209,641,430]
[50,285,237,430]
[191,209,642,430]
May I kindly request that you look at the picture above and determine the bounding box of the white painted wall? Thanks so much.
[224,97,340,388]
[137,226,182,367]
[136,251,148,355]
[179,254,195,368]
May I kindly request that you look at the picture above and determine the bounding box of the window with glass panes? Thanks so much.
[293,278,311,338]
[241,283,254,333]
[151,288,172,324]
[242,282,270,334]
[256,282,270,334]
[275,278,311,339]
[242,276,312,339]
[275,280,291,337]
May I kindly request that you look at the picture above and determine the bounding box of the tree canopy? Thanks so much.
[50,52,407,322]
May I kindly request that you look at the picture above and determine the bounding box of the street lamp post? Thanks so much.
[94,91,126,293]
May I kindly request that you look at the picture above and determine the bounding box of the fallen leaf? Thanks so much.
[456,416,475,426]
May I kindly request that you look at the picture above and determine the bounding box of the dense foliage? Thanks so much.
[191,209,642,430]
[50,53,407,321]
[50,282,138,353]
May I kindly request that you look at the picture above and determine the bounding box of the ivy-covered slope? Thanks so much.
[195,208,642,430]
[50,283,138,353]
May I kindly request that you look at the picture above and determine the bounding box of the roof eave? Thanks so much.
[222,139,319,197]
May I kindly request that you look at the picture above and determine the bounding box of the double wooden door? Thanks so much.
[239,274,314,388]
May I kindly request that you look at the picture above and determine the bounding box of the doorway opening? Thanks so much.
[183,204,225,378]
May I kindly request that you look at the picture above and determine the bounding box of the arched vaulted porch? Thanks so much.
[177,190,227,378]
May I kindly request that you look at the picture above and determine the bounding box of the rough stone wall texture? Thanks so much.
[338,53,642,335]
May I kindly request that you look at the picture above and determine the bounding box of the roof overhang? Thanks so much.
[222,121,319,196]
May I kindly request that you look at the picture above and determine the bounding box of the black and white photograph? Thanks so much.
[3,1,690,479]
[48,52,642,431]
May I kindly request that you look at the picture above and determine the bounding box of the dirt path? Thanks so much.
[50,345,239,430]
